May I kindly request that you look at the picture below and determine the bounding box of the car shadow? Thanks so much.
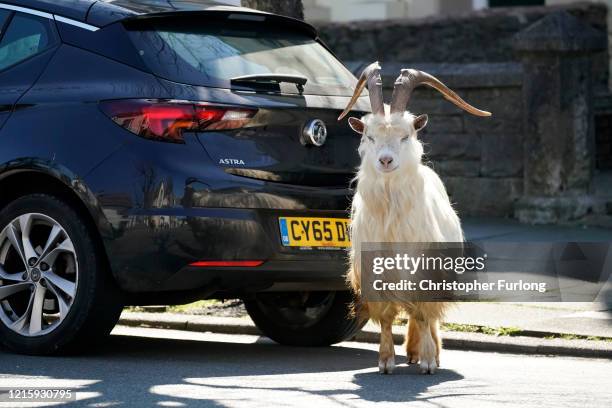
[0,333,467,407]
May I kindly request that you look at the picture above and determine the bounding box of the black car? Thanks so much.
[0,0,371,355]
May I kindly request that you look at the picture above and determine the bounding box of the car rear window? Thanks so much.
[124,18,358,96]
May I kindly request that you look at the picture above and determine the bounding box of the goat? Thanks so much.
[339,62,491,375]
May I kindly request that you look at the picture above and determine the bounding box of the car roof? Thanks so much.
[94,0,252,14]
[0,0,96,21]
[0,1,293,27]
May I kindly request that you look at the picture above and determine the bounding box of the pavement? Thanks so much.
[454,218,612,339]
[444,302,612,338]
[462,217,612,242]
[1,326,611,408]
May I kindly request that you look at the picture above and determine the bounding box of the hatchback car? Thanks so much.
[0,0,372,354]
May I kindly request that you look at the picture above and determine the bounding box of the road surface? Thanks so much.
[0,326,610,407]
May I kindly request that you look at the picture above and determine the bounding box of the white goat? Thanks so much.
[339,62,491,375]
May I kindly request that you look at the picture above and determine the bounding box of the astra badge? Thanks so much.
[219,158,245,165]
[302,119,327,147]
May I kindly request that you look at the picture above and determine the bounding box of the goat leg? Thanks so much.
[417,319,438,374]
[405,316,420,365]
[431,320,442,367]
[378,318,396,374]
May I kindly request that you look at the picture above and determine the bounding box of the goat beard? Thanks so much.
[358,170,423,231]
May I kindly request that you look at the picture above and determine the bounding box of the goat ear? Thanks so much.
[348,117,365,135]
[414,114,428,132]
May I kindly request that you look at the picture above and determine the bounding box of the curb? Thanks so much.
[118,312,612,359]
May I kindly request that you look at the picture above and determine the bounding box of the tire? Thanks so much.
[244,290,364,346]
[0,194,123,355]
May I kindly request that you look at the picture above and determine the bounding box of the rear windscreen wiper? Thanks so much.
[230,74,308,94]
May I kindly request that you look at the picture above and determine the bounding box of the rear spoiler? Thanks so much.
[88,7,318,39]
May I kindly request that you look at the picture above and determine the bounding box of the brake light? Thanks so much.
[99,99,257,143]
[189,260,265,267]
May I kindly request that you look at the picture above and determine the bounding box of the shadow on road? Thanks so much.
[0,333,465,407]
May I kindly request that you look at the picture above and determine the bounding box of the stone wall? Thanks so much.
[347,62,524,217]
[547,0,612,89]
[318,2,608,89]
[319,3,609,221]
[240,0,304,19]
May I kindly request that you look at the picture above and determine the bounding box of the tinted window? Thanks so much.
[0,13,57,71]
[126,19,357,96]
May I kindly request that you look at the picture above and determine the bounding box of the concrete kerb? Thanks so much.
[118,312,612,359]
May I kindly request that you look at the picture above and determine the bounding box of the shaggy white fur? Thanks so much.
[347,111,464,375]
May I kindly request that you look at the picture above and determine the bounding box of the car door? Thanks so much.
[0,10,59,129]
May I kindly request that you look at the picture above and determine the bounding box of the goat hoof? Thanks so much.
[419,359,437,375]
[407,354,419,365]
[378,357,395,374]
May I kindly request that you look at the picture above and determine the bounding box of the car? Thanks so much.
[0,0,372,355]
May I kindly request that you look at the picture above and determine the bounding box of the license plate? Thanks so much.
[279,217,350,248]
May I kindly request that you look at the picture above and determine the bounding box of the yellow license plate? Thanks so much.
[279,217,350,248]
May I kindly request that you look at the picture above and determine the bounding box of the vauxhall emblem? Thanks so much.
[302,119,328,147]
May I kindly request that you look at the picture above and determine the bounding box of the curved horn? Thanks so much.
[390,69,491,117]
[338,62,385,121]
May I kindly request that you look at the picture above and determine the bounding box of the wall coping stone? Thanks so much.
[345,62,523,89]
[315,2,606,29]
[514,11,607,53]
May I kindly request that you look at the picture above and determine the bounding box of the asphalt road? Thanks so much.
[0,326,610,408]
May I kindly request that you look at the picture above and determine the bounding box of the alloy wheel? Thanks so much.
[0,213,78,336]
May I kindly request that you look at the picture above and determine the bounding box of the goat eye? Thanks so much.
[366,136,375,142]
[401,136,410,142]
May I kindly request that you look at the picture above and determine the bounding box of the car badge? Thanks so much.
[302,119,328,147]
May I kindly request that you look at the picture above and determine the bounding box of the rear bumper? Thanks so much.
[168,259,347,293]
[101,207,350,293]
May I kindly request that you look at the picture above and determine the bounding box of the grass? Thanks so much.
[392,319,523,337]
[124,300,221,314]
[394,320,612,341]
[543,334,612,342]
[438,322,611,342]
[442,323,522,337]
[167,300,220,313]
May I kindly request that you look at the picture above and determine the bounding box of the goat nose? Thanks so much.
[379,156,394,167]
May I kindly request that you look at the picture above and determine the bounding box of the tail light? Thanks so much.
[99,99,257,144]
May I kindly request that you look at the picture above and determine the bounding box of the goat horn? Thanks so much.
[390,69,491,117]
[338,61,385,121]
